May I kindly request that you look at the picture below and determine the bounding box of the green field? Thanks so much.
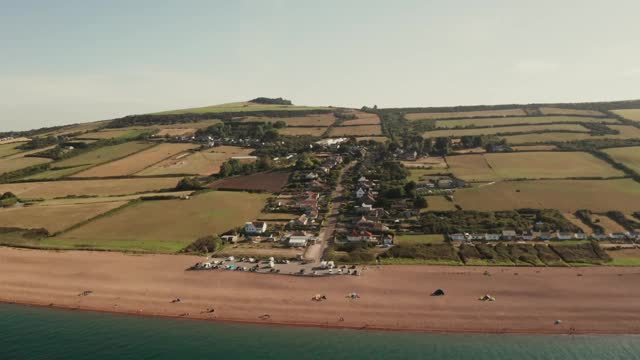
[78,129,153,140]
[603,146,640,174]
[53,191,270,252]
[501,125,640,144]
[24,141,153,180]
[434,116,617,128]
[395,234,445,245]
[612,109,640,121]
[153,102,328,115]
[0,143,27,158]
[453,179,640,213]
[424,124,588,138]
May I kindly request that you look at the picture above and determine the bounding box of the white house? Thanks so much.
[449,233,466,241]
[305,173,318,180]
[556,232,574,240]
[245,221,267,234]
[288,232,310,247]
[356,187,366,198]
[484,233,501,241]
[221,234,239,243]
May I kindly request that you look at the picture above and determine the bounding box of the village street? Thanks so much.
[304,161,356,263]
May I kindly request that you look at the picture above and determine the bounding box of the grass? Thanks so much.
[278,127,327,137]
[328,125,383,137]
[0,157,52,176]
[612,109,640,121]
[242,114,336,127]
[446,154,499,182]
[71,143,198,177]
[408,168,448,182]
[603,146,640,174]
[0,177,182,199]
[501,125,640,144]
[395,234,445,245]
[453,179,640,213]
[0,143,26,158]
[54,191,270,253]
[434,116,616,128]
[424,124,589,138]
[136,146,254,176]
[511,145,558,151]
[424,196,457,211]
[152,102,328,115]
[78,129,152,140]
[23,141,153,180]
[606,249,640,266]
[406,109,526,121]
[539,107,606,117]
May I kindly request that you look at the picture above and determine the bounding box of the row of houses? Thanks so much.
[346,230,394,245]
[448,230,640,242]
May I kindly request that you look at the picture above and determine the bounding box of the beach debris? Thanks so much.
[78,290,93,297]
[346,292,360,300]
[201,307,215,314]
[478,294,496,302]
[311,294,327,302]
[554,320,563,325]
[483,270,491,277]
[431,289,445,297]
[259,314,271,320]
[171,298,182,303]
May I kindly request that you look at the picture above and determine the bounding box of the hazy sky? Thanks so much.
[1,0,639,131]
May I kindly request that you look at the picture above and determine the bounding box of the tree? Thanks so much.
[404,181,417,197]
[413,196,427,209]
[175,177,203,191]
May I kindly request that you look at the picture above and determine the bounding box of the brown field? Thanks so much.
[502,125,640,144]
[539,107,606,117]
[137,146,253,176]
[0,178,182,199]
[341,112,381,126]
[591,214,627,233]
[210,171,291,192]
[424,124,588,138]
[425,196,457,211]
[278,127,327,137]
[434,116,616,128]
[55,191,270,252]
[484,152,622,179]
[402,156,448,169]
[511,145,558,151]
[0,156,52,175]
[446,154,499,182]
[612,109,640,121]
[242,114,336,127]
[603,146,640,174]
[328,125,383,137]
[0,142,27,158]
[453,179,640,212]
[0,137,30,144]
[154,128,197,137]
[406,108,526,121]
[0,201,127,234]
[34,191,194,206]
[354,136,388,142]
[563,213,592,233]
[72,143,198,177]
[451,147,486,154]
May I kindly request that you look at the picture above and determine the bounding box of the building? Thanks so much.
[221,233,239,244]
[346,230,374,242]
[449,233,466,241]
[245,221,267,234]
[291,214,309,226]
[556,232,574,240]
[484,233,501,241]
[501,230,517,241]
[288,232,311,247]
[356,187,366,199]
[521,231,536,241]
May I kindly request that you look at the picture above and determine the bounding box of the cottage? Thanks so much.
[574,232,587,240]
[305,172,318,180]
[484,233,501,241]
[610,232,628,240]
[346,230,374,242]
[355,203,373,214]
[356,216,374,229]
[244,221,267,235]
[539,232,552,241]
[361,193,376,206]
[382,235,394,245]
[501,230,517,241]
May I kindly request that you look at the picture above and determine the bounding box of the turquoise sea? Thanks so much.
[1,303,639,359]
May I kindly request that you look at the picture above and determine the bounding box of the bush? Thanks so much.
[181,235,222,254]
[175,177,204,191]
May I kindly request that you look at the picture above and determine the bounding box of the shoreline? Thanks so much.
[2,247,640,335]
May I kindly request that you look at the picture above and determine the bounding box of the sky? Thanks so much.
[1,0,639,131]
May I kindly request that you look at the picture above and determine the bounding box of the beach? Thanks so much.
[1,247,640,334]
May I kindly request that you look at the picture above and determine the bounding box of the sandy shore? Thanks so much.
[2,247,640,334]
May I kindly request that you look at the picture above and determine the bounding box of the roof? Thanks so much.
[502,230,517,236]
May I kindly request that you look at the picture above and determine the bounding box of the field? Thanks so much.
[78,129,152,140]
[434,116,616,128]
[0,178,182,199]
[453,179,640,212]
[402,156,448,170]
[612,109,640,121]
[563,213,592,233]
[36,121,110,137]
[0,201,127,234]
[0,156,52,175]
[408,168,450,182]
[511,145,558,151]
[341,112,381,126]
[53,191,271,252]
[278,127,327,137]
[501,125,640,144]
[0,143,27,158]
[72,143,198,177]
[607,248,640,266]
[485,152,622,179]
[210,171,291,192]
[424,124,588,138]
[591,214,627,233]
[242,114,336,127]
[354,136,388,142]
[603,146,640,174]
[394,234,445,245]
[424,196,457,211]
[153,101,328,115]
[446,155,498,182]
[406,108,526,121]
[137,146,253,176]
[23,141,153,180]
[328,125,383,137]
[539,107,606,117]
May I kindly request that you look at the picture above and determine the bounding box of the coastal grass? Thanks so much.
[0,143,26,158]
[423,196,457,211]
[539,107,606,117]
[242,114,336,127]
[0,157,52,176]
[501,125,640,144]
[78,129,153,140]
[606,248,640,266]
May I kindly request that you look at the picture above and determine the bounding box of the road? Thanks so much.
[304,161,356,263]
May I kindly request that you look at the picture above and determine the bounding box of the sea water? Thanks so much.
[1,303,639,359]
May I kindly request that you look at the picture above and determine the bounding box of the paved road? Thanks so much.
[304,161,356,263]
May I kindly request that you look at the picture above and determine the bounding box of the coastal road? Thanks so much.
[304,161,356,263]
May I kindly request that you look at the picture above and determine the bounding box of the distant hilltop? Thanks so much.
[248,97,292,106]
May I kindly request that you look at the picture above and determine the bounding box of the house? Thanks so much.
[574,232,587,240]
[539,232,552,240]
[288,232,310,247]
[356,187,366,199]
[449,233,466,241]
[382,235,394,245]
[628,232,640,240]
[610,233,628,240]
[245,221,267,235]
[556,232,574,240]
[221,233,239,243]
[306,209,319,221]
[355,203,373,214]
[521,231,536,241]
[305,172,317,180]
[484,233,501,241]
[346,230,374,242]
[501,230,517,241]
[469,233,485,241]
[291,214,309,226]
[436,179,454,189]
[592,233,608,240]
[361,193,376,206]
[356,216,375,229]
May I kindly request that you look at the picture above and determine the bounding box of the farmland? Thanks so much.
[279,127,327,137]
[0,156,52,175]
[23,141,153,180]
[77,129,152,140]
[603,146,640,174]
[0,177,182,199]
[406,108,526,121]
[424,196,457,211]
[53,191,270,252]
[137,145,254,176]
[484,152,623,179]
[612,109,640,121]
[501,125,640,144]
[394,234,445,245]
[446,155,499,182]
[402,156,448,170]
[453,179,640,213]
[434,116,616,128]
[0,143,27,158]
[0,201,127,234]
[511,145,558,151]
[153,101,328,115]
[210,171,291,192]
[242,114,336,127]
[424,124,588,138]
[341,112,381,126]
[328,125,383,137]
[539,107,606,117]
[72,143,198,177]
